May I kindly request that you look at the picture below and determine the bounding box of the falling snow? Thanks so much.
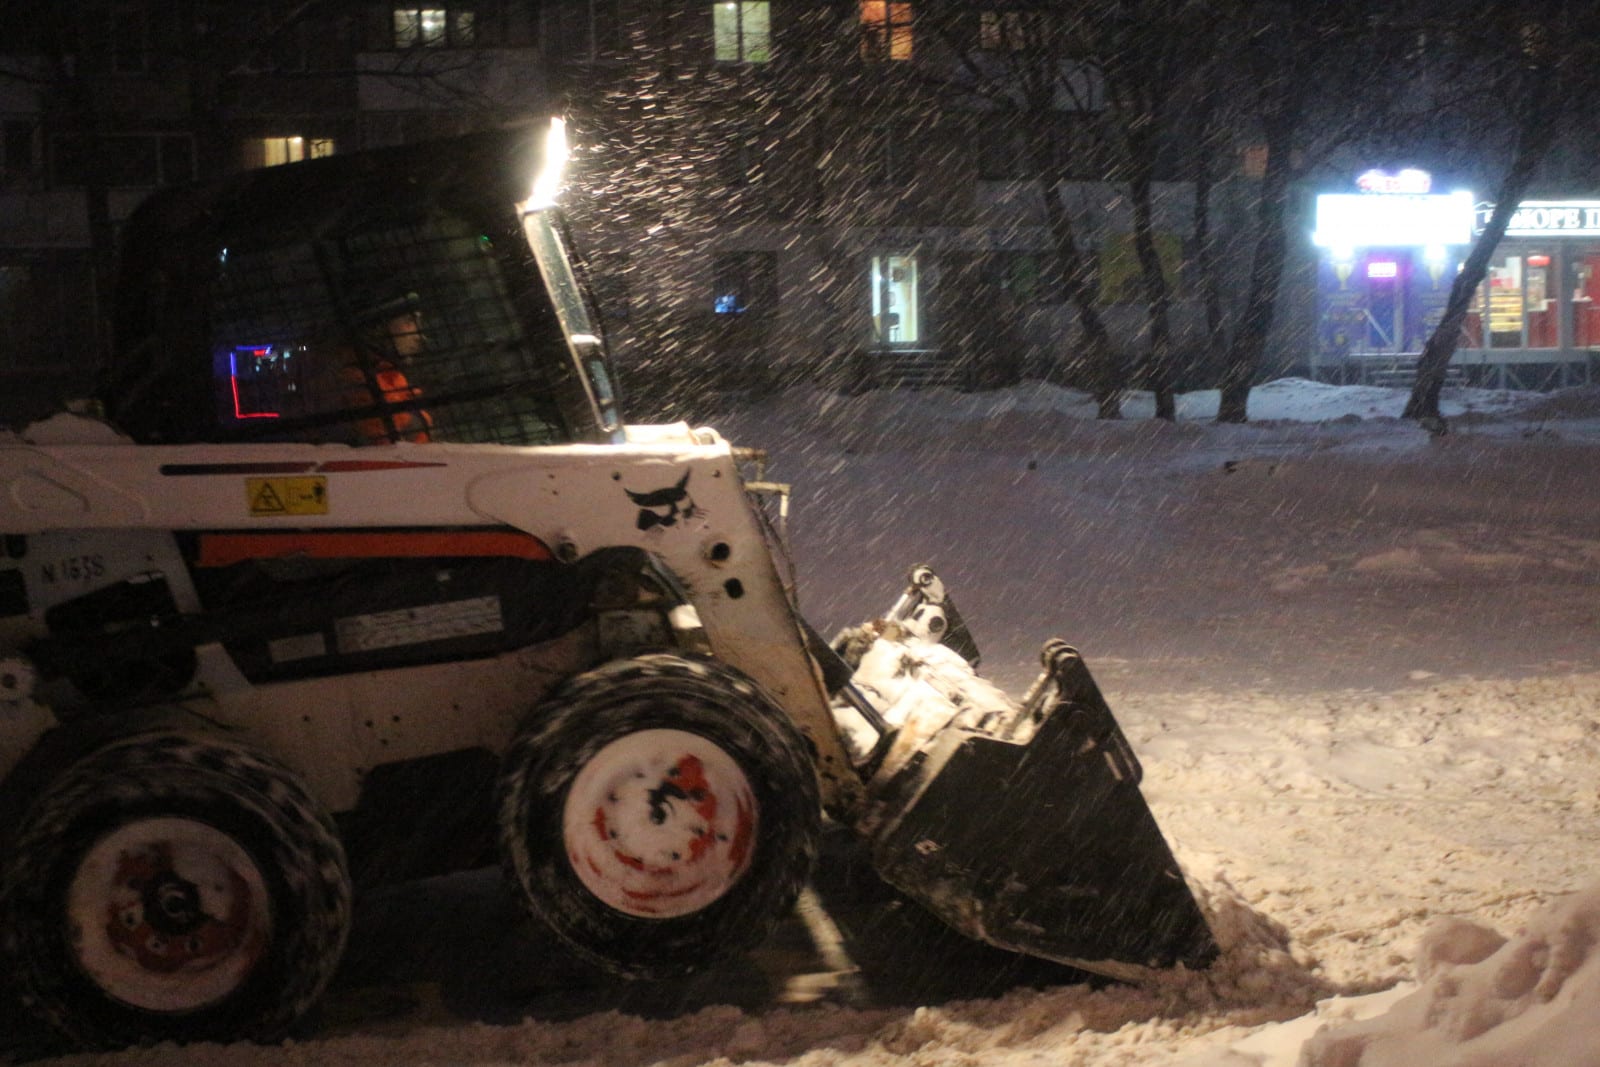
[18,377,1600,1066]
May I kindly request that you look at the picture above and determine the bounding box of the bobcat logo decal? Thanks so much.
[627,471,700,531]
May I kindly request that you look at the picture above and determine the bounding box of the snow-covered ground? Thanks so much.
[27,378,1600,1066]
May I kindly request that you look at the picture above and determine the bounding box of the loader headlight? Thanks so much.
[523,117,570,213]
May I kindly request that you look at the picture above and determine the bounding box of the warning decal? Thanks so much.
[247,476,329,516]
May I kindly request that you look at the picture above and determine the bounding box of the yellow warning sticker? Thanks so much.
[247,477,328,516]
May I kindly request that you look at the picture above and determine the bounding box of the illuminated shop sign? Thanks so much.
[1356,168,1432,194]
[1312,189,1475,250]
[1488,200,1600,238]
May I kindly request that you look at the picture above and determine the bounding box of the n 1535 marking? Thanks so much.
[40,554,106,584]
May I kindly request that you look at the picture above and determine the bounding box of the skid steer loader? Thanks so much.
[0,119,1215,1050]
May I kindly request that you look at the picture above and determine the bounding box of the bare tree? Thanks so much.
[919,5,1128,417]
[1404,4,1599,422]
[1203,0,1428,423]
[1180,73,1231,393]
[920,0,1401,422]
[1095,1,1220,421]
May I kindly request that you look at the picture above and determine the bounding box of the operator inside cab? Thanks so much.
[340,305,433,445]
[299,294,434,446]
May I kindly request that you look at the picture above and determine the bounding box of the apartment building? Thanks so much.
[0,1,1240,424]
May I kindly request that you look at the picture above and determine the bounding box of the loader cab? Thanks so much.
[102,119,622,447]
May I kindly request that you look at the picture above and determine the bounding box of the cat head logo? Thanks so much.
[626,471,700,531]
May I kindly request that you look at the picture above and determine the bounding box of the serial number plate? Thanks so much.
[335,596,504,653]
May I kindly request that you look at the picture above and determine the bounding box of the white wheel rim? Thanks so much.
[65,817,273,1013]
[563,728,758,919]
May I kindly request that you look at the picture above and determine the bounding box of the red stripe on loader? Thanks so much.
[197,530,554,567]
[315,460,449,473]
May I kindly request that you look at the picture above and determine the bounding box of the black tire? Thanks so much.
[0,731,353,1049]
[498,653,821,980]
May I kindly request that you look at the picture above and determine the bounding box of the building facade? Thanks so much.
[1310,170,1600,390]
[1,0,1274,426]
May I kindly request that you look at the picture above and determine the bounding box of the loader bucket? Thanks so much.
[861,640,1218,980]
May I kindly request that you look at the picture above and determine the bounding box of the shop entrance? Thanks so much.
[1573,251,1600,348]
[1316,251,1423,373]
[1363,259,1402,353]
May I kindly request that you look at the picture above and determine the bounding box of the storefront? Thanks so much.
[1310,169,1476,383]
[1459,200,1600,388]
[1311,173,1600,389]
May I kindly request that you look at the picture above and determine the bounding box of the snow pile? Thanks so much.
[1301,887,1600,1067]
[1129,669,1600,1064]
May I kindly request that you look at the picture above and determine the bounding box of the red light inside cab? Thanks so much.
[231,347,282,420]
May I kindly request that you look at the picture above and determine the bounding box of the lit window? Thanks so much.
[1474,252,1557,350]
[393,6,476,48]
[860,1,912,60]
[249,137,335,169]
[870,253,919,344]
[714,2,770,62]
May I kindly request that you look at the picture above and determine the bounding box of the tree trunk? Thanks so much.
[1042,175,1123,417]
[1025,110,1120,415]
[1129,139,1175,420]
[1404,86,1558,420]
[1191,93,1228,386]
[1216,103,1297,424]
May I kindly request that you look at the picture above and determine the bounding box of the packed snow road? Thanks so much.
[0,828,1090,1063]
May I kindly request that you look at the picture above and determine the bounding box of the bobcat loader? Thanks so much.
[0,120,1215,1049]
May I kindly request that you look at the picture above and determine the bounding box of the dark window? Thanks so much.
[545,0,623,61]
[0,256,98,372]
[713,251,777,314]
[867,125,908,186]
[720,132,764,187]
[0,263,39,370]
[268,18,312,70]
[983,251,1058,304]
[110,1,150,73]
[979,10,1029,51]
[976,123,1029,180]
[3,120,38,178]
[160,135,195,183]
[51,134,196,188]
